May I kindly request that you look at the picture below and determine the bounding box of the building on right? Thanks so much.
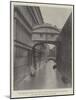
[56,13,72,86]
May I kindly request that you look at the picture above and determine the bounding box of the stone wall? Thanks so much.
[56,13,72,84]
[14,6,43,90]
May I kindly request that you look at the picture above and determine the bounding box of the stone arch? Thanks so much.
[31,23,60,72]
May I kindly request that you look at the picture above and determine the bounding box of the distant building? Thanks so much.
[48,46,56,59]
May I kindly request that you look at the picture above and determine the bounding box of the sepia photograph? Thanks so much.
[10,1,74,98]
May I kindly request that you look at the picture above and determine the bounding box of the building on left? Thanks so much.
[13,5,44,90]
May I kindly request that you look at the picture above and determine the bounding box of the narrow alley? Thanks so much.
[15,60,71,90]
[13,5,72,92]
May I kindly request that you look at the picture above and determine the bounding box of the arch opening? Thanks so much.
[32,42,57,71]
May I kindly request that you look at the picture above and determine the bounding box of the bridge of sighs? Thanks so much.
[31,23,60,72]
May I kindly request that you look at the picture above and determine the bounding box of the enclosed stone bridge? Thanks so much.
[31,23,60,69]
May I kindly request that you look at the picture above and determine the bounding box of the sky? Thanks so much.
[40,5,72,29]
[40,5,73,49]
[48,44,55,49]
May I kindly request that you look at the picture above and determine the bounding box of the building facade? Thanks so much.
[14,6,43,89]
[56,13,72,85]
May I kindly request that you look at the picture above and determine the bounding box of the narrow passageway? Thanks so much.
[13,5,73,94]
[16,60,71,90]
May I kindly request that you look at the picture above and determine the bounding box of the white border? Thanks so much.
[10,1,74,98]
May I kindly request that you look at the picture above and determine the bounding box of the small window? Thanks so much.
[40,34,43,37]
[51,34,54,37]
